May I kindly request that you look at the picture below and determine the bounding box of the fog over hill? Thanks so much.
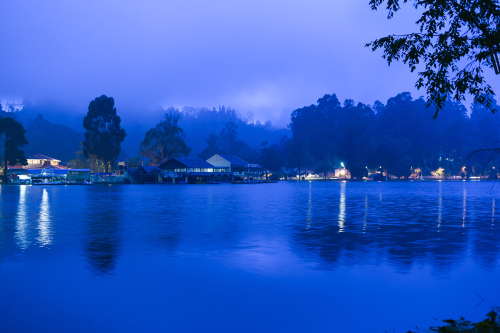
[6,99,290,162]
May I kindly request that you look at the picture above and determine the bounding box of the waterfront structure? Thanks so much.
[334,167,351,179]
[5,168,29,184]
[30,168,69,183]
[5,165,90,184]
[129,165,161,184]
[206,154,264,181]
[159,158,231,183]
[114,161,134,183]
[67,169,91,182]
[90,172,117,183]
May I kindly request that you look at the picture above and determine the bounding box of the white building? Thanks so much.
[26,154,63,168]
[206,154,264,181]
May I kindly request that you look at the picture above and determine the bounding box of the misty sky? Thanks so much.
[2,1,497,128]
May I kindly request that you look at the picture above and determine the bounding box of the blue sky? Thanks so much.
[1,1,494,127]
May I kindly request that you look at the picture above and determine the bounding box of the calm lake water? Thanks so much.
[0,181,499,332]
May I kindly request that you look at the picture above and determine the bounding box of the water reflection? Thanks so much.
[492,198,495,227]
[437,181,442,230]
[15,186,29,249]
[2,182,500,277]
[338,182,345,233]
[293,182,498,272]
[307,182,312,229]
[462,186,467,228]
[37,189,52,247]
[363,195,368,233]
[83,188,122,275]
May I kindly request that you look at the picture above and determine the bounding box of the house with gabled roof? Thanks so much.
[25,154,68,169]
[129,165,161,184]
[159,158,232,183]
[206,154,264,181]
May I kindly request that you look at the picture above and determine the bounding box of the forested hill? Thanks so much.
[0,110,84,164]
[178,106,290,158]
[7,101,290,163]
[288,92,499,178]
[116,105,291,161]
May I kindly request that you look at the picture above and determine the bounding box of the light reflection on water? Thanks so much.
[37,189,52,247]
[0,182,500,332]
[338,181,345,232]
[3,182,500,272]
[15,185,29,249]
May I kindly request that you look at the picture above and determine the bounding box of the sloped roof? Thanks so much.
[220,155,248,167]
[52,165,69,169]
[26,154,61,161]
[174,158,215,168]
[28,169,69,175]
[130,165,160,174]
[7,164,25,169]
[142,165,160,173]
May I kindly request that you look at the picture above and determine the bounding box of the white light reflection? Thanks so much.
[306,181,312,229]
[363,195,368,233]
[437,181,442,231]
[15,186,29,249]
[338,182,346,232]
[462,186,466,228]
[492,198,495,228]
[37,189,52,246]
[378,193,382,229]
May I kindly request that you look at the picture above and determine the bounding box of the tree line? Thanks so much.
[2,91,500,182]
[285,92,500,179]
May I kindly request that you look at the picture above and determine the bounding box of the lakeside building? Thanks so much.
[128,165,161,184]
[334,167,351,179]
[206,154,264,181]
[25,154,68,169]
[5,168,30,184]
[30,168,69,184]
[21,168,91,184]
[159,158,227,183]
[67,169,91,182]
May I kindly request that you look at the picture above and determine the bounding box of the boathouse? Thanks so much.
[129,165,161,184]
[159,158,232,183]
[29,168,68,184]
[206,154,264,181]
[67,169,91,183]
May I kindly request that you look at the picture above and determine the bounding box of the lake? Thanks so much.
[0,181,499,332]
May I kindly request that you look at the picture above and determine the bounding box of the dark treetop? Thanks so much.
[368,0,500,117]
[82,95,126,173]
[139,111,191,165]
[0,115,28,184]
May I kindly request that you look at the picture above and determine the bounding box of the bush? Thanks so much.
[270,171,284,181]
[408,308,500,333]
